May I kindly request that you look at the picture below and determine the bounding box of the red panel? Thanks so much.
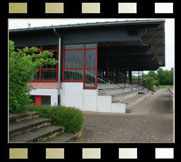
[28,82,58,89]
[35,96,41,105]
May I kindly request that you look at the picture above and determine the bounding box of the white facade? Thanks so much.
[30,82,126,113]
[30,89,58,106]
[60,82,126,113]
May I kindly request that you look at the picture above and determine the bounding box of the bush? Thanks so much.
[143,77,155,92]
[24,105,84,134]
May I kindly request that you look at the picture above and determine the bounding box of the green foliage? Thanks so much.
[143,77,155,92]
[143,68,173,88]
[159,85,173,89]
[9,40,57,113]
[25,105,84,134]
[157,68,173,85]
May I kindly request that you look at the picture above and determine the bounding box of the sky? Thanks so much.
[9,18,175,71]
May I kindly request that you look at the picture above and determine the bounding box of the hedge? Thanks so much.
[24,105,84,134]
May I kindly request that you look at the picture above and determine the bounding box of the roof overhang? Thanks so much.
[9,20,165,71]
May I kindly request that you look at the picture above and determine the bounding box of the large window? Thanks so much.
[63,43,97,89]
[32,45,58,81]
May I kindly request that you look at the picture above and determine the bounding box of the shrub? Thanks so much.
[25,105,84,134]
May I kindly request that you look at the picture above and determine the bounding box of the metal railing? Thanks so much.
[97,76,148,102]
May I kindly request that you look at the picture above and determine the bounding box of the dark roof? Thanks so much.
[9,20,165,33]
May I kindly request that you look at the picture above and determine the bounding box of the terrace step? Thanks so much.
[124,94,146,107]
[9,126,64,142]
[46,133,79,143]
[9,111,39,123]
[9,118,51,136]
[112,90,137,101]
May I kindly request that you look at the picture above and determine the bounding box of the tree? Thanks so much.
[143,77,154,91]
[157,68,173,85]
[9,40,57,113]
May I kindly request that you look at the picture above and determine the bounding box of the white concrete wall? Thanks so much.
[30,82,126,113]
[83,89,97,112]
[61,82,126,113]
[30,89,58,106]
[61,82,84,109]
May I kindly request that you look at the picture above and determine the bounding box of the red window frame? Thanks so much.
[62,43,98,89]
[31,95,51,106]
[32,45,58,82]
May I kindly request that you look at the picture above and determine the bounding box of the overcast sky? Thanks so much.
[9,18,174,71]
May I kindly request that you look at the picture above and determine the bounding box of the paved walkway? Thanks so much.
[76,89,174,143]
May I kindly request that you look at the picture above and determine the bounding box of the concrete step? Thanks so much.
[98,88,133,97]
[9,126,64,142]
[124,94,146,107]
[126,108,132,113]
[9,112,39,123]
[112,90,137,102]
[46,133,78,143]
[9,118,51,136]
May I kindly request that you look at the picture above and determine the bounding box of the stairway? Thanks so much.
[9,112,78,143]
[98,84,151,113]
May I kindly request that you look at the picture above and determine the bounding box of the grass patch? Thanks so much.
[159,85,173,89]
[24,105,84,134]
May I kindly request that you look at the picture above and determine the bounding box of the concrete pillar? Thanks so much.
[129,70,132,84]
[129,70,133,91]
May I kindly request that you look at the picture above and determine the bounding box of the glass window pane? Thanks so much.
[42,70,56,80]
[65,50,84,68]
[64,70,83,80]
[65,44,84,49]
[85,50,96,68]
[85,70,96,87]
[41,96,51,105]
[86,43,96,48]
[32,71,40,80]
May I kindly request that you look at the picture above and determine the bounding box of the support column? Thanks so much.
[129,70,133,90]
[129,70,132,84]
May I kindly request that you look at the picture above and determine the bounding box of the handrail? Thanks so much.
[97,76,123,89]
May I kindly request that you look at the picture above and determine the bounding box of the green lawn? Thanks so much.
[159,85,173,88]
